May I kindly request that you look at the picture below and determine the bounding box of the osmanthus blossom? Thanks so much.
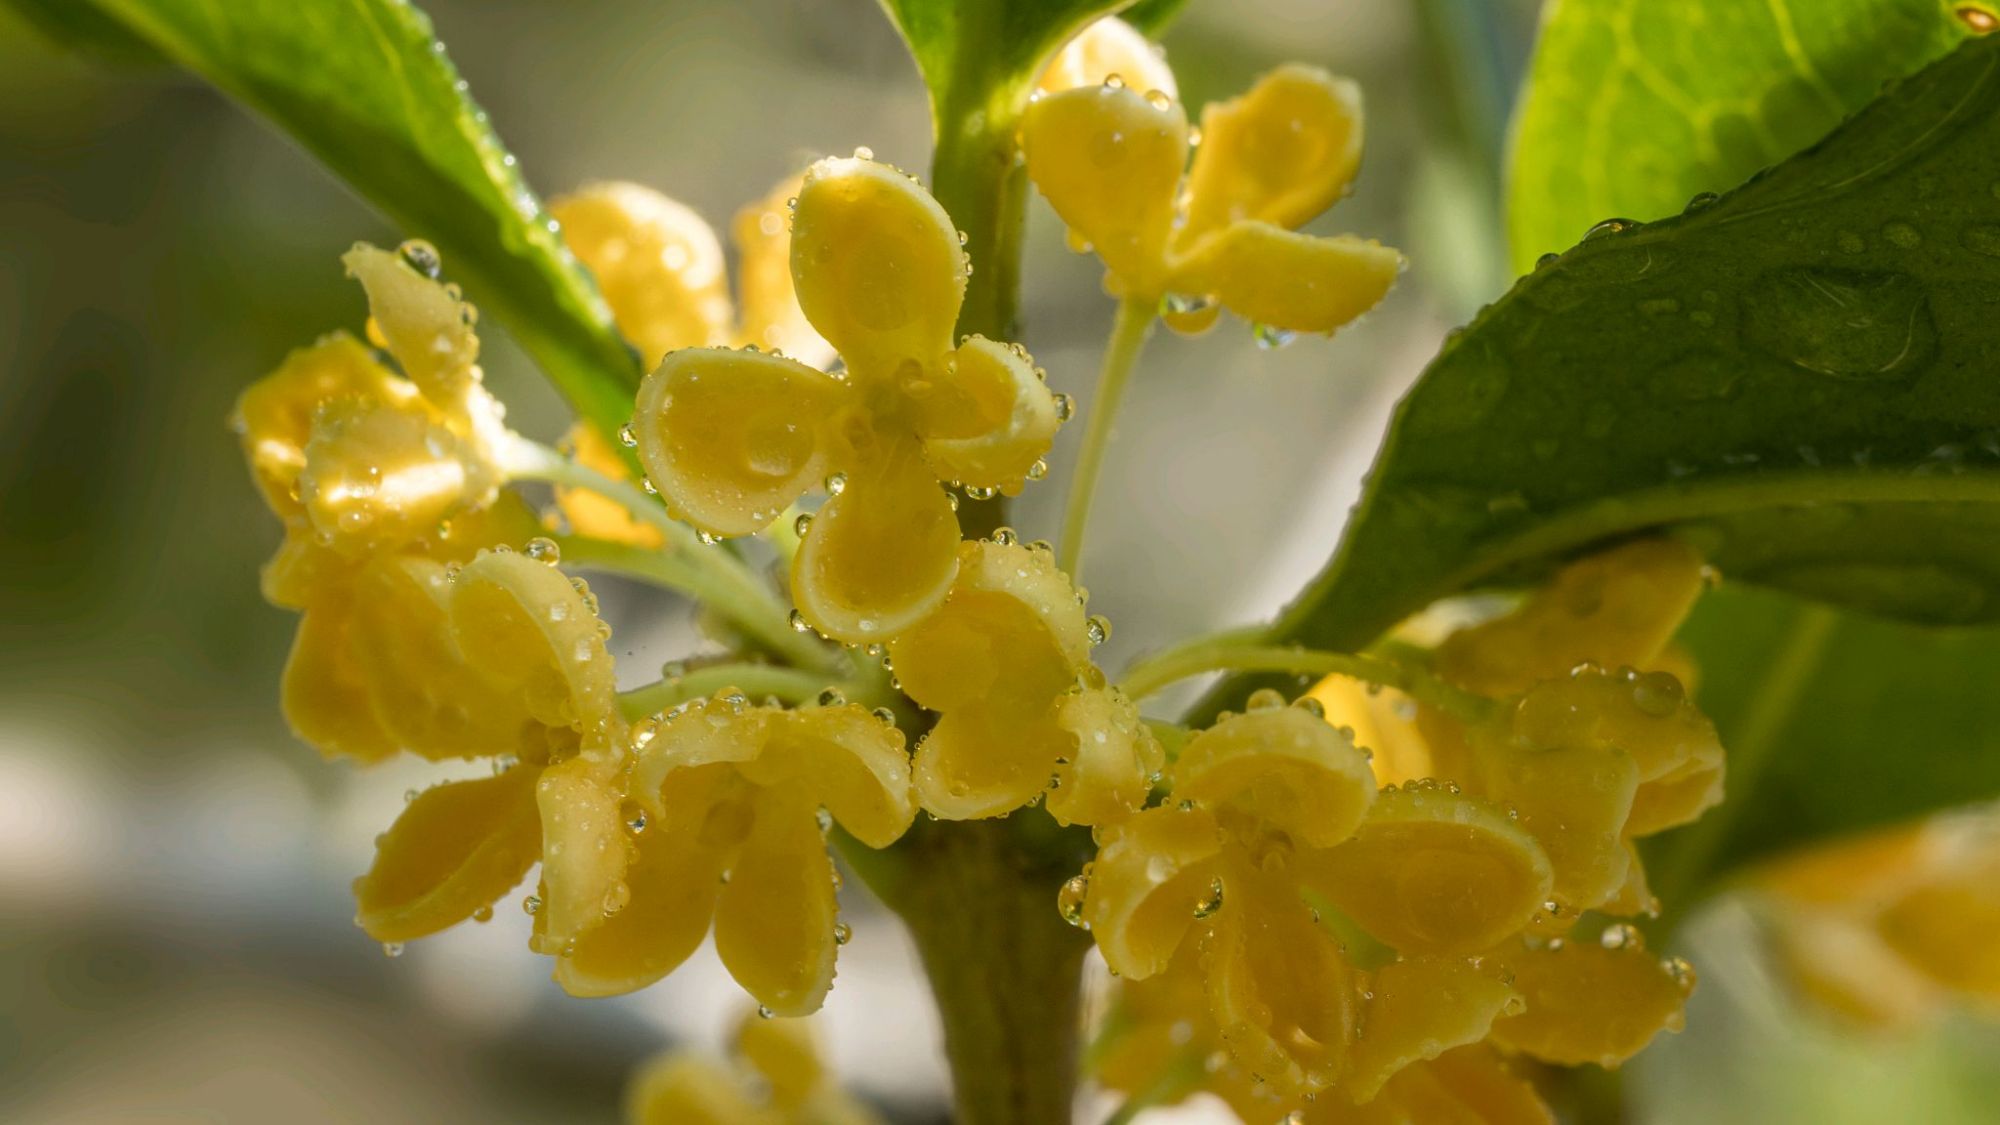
[596,689,919,1013]
[1076,703,1557,1107]
[1022,61,1402,336]
[625,1012,883,1125]
[1036,15,1178,100]
[631,155,1066,643]
[1756,808,2000,1030]
[547,173,832,549]
[1312,539,1726,921]
[890,537,1162,824]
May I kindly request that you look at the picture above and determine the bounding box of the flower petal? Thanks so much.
[1038,16,1177,98]
[732,1012,825,1109]
[349,556,542,761]
[1206,864,1356,1096]
[1438,539,1707,697]
[888,539,1089,713]
[232,332,407,521]
[342,242,481,408]
[631,695,771,819]
[792,440,959,642]
[448,549,621,740]
[1047,687,1164,827]
[1170,222,1400,334]
[1181,65,1363,242]
[731,172,835,368]
[552,423,665,548]
[633,346,842,538]
[1173,707,1376,850]
[352,764,542,942]
[1490,941,1693,1067]
[624,1055,773,1125]
[1366,1046,1555,1125]
[913,706,1071,821]
[1346,957,1518,1103]
[745,706,916,848]
[789,157,965,376]
[534,755,632,955]
[549,181,735,364]
[1307,674,1435,787]
[1475,736,1638,912]
[280,592,399,764]
[1083,805,1225,980]
[298,395,488,557]
[1021,83,1187,296]
[913,336,1061,494]
[554,796,724,998]
[1511,669,1724,837]
[713,794,841,1016]
[1301,786,1552,956]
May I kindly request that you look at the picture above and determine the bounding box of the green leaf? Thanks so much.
[1120,0,1191,35]
[4,0,164,66]
[43,0,642,439]
[1270,34,2000,658]
[1507,0,1983,274]
[1646,585,2000,908]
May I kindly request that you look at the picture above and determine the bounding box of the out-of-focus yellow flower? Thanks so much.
[1022,65,1401,335]
[1037,16,1176,100]
[548,174,834,548]
[1759,809,2000,1030]
[631,156,1064,642]
[345,548,628,950]
[889,538,1159,822]
[626,1012,884,1125]
[552,176,832,368]
[1077,701,1549,1104]
[596,690,917,1012]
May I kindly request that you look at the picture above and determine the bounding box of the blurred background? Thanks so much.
[5,0,2000,1121]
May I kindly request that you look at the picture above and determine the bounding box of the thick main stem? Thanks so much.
[1059,296,1156,582]
[891,819,1093,1125]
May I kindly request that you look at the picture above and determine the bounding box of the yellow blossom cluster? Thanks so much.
[1078,539,1723,1120]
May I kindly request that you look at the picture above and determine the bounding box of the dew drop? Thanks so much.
[1246,688,1287,711]
[524,536,561,565]
[381,941,405,958]
[397,239,442,279]
[1058,874,1090,927]
[522,894,542,916]
[1252,323,1298,350]
[1053,393,1076,422]
[834,921,853,945]
[817,687,847,707]
[1086,615,1112,646]
[1192,876,1225,919]
[825,472,847,496]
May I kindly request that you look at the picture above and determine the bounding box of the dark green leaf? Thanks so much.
[1646,586,2000,908]
[1270,35,2000,660]
[47,0,642,439]
[4,0,164,66]
[1506,0,1981,274]
[1120,0,1190,36]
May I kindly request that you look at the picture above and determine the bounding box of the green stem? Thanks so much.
[1059,295,1156,581]
[1119,632,1492,722]
[617,663,833,720]
[884,817,1094,1125]
[503,435,699,552]
[553,535,840,675]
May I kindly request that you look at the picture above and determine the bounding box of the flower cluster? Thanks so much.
[625,1012,882,1125]
[1757,808,2000,1030]
[1078,540,1722,1119]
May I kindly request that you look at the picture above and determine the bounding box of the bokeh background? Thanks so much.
[5,0,2000,1121]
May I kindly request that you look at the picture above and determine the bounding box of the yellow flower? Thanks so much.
[347,547,627,946]
[596,690,918,1012]
[1758,811,2000,1029]
[626,1011,884,1125]
[548,174,833,548]
[888,538,1159,822]
[552,175,832,367]
[1078,703,1548,1101]
[1022,65,1401,335]
[1485,935,1696,1069]
[630,155,1064,642]
[1311,539,1724,919]
[1037,16,1176,100]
